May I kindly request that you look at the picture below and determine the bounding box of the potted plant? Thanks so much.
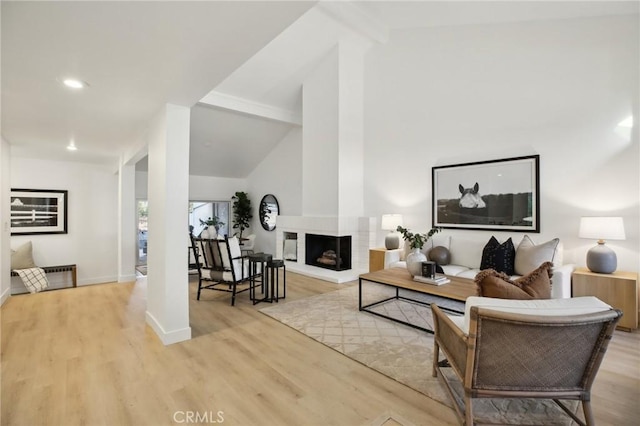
[232,191,253,240]
[199,216,224,238]
[396,226,441,276]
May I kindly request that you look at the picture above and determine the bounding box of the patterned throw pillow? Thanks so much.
[480,236,515,275]
[475,261,553,299]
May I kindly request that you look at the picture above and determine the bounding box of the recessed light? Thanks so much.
[67,140,78,151]
[63,78,87,89]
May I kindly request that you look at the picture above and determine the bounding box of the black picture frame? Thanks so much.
[259,194,279,231]
[432,155,540,232]
[10,189,68,235]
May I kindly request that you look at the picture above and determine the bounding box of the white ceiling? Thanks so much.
[365,1,639,30]
[3,1,637,178]
[1,1,314,169]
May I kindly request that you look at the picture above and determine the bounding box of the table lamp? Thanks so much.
[579,216,625,274]
[381,214,403,250]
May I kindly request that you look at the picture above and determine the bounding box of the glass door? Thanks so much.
[137,200,148,266]
[189,201,230,238]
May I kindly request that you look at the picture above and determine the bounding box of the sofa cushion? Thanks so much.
[441,264,471,276]
[475,261,553,300]
[480,236,515,275]
[449,237,485,269]
[459,295,612,334]
[514,235,559,276]
[11,241,37,270]
[456,268,480,280]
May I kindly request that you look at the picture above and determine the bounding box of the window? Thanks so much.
[189,201,230,237]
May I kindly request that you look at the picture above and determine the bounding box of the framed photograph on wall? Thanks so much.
[10,189,68,235]
[432,155,540,232]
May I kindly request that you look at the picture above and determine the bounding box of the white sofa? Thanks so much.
[383,234,574,299]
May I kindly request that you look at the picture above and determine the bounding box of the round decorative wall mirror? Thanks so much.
[259,194,279,231]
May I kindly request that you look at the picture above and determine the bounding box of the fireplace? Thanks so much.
[305,234,352,271]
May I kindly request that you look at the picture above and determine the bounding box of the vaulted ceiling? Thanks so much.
[2,1,636,178]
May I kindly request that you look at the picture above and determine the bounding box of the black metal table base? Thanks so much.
[249,253,272,305]
[359,277,464,334]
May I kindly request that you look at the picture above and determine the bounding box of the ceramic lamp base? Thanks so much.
[586,242,617,274]
[385,233,400,250]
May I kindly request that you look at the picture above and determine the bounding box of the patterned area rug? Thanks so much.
[260,284,579,425]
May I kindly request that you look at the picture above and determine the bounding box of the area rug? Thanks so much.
[260,284,579,425]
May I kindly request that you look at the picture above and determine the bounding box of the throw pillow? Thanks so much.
[429,246,451,265]
[475,261,553,299]
[514,235,559,276]
[11,241,37,270]
[480,236,515,275]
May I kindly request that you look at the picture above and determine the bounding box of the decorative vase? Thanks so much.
[201,227,217,239]
[406,247,427,277]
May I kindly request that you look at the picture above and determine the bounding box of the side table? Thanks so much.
[572,267,638,331]
[369,248,387,272]
[248,253,272,305]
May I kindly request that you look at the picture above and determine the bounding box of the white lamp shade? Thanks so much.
[579,217,626,241]
[381,214,403,231]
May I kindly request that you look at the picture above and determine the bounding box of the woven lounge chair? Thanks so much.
[432,296,622,426]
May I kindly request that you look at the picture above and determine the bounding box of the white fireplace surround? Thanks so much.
[276,216,376,283]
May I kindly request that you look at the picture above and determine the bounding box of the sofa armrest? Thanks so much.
[551,263,575,299]
[383,249,403,269]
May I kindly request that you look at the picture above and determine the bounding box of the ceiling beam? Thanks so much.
[199,91,302,126]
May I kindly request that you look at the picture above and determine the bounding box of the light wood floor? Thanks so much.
[1,272,638,425]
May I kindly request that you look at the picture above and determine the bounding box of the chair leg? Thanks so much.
[432,341,440,377]
[582,400,595,426]
[197,277,203,300]
[464,395,474,426]
[231,282,237,306]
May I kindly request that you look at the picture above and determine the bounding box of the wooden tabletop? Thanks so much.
[359,267,477,302]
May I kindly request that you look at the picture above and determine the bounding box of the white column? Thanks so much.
[145,104,191,345]
[118,162,137,282]
[0,137,11,305]
[337,39,365,219]
[302,46,340,217]
[301,39,368,219]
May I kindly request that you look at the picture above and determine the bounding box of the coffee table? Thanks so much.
[359,267,477,333]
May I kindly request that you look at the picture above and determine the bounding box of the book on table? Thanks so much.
[413,274,450,285]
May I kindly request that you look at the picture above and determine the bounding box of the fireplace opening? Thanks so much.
[305,234,352,271]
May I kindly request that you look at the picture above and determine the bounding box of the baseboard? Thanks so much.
[78,275,118,286]
[145,310,192,345]
[118,274,137,283]
[0,286,11,306]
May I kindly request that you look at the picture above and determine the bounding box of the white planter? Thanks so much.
[200,227,217,239]
[406,248,427,277]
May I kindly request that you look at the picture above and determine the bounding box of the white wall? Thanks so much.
[135,170,149,200]
[189,174,246,202]
[364,15,639,272]
[1,137,11,304]
[136,171,245,202]
[247,127,303,254]
[10,157,119,284]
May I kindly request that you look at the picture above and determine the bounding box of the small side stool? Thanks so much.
[267,259,286,302]
[248,253,272,304]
